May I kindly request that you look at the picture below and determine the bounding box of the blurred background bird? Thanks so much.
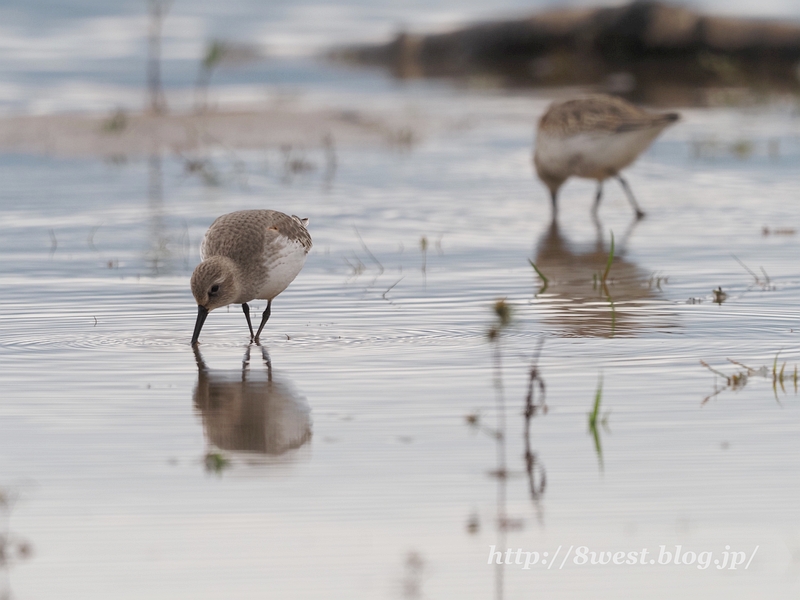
[534,95,679,220]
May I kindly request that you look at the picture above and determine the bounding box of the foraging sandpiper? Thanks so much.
[534,95,679,219]
[190,209,312,345]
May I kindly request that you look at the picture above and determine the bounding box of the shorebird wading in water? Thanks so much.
[190,209,312,345]
[533,95,679,220]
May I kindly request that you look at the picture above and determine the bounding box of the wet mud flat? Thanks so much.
[1,88,800,598]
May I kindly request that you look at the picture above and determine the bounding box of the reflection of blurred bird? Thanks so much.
[190,210,312,345]
[534,95,679,219]
[193,345,312,455]
[532,220,672,337]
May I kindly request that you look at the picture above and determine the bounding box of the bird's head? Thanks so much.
[190,256,242,345]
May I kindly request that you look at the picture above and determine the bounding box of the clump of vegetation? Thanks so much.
[701,353,798,403]
[204,451,231,474]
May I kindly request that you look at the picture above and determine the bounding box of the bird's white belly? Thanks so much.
[536,130,660,179]
[254,239,308,300]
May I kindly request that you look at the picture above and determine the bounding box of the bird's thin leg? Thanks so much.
[592,181,604,215]
[615,174,645,220]
[254,299,272,343]
[550,190,558,218]
[242,303,255,341]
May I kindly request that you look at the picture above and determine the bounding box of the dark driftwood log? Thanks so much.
[331,1,800,104]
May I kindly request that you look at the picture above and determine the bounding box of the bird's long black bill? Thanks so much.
[191,305,209,346]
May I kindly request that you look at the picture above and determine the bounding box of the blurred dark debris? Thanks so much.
[0,488,33,572]
[689,136,785,161]
[712,287,727,304]
[466,512,480,534]
[763,226,796,236]
[400,551,425,600]
[335,110,419,150]
[101,108,128,133]
[498,516,525,532]
[281,144,316,176]
[332,1,800,106]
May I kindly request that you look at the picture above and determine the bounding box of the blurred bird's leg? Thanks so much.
[550,190,559,220]
[616,174,645,220]
[592,181,604,215]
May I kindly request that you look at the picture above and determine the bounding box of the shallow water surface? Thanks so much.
[2,79,800,599]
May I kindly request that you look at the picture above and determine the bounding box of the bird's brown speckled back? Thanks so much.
[201,210,312,263]
[538,95,679,137]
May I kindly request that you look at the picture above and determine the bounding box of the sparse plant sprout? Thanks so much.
[587,375,609,471]
[195,39,263,112]
[528,259,549,295]
[101,108,128,133]
[204,451,230,474]
[601,231,615,286]
[730,139,754,159]
[597,231,616,334]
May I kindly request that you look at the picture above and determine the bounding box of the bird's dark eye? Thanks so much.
[210,284,220,294]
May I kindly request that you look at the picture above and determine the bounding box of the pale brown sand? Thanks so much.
[0,107,418,159]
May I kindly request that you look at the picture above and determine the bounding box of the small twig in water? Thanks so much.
[48,229,57,257]
[731,254,761,285]
[382,277,403,301]
[420,236,428,274]
[354,227,384,274]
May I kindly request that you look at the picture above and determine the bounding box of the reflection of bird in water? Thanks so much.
[190,210,312,345]
[193,345,312,455]
[532,220,673,337]
[534,95,679,219]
